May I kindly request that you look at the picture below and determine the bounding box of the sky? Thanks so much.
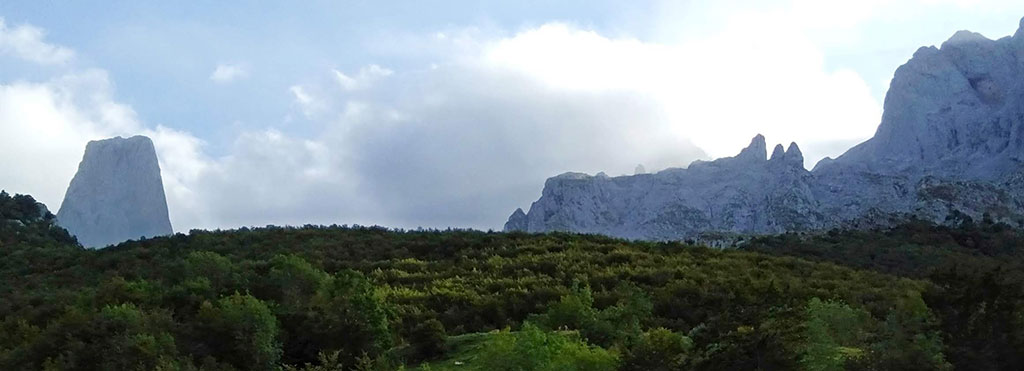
[1,1,1024,231]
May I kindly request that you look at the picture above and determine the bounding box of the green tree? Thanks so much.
[264,254,329,303]
[533,282,651,348]
[197,293,281,370]
[536,283,597,332]
[91,304,185,370]
[8,304,188,370]
[408,318,447,361]
[305,270,393,366]
[800,298,872,371]
[621,328,692,371]
[183,251,237,294]
[870,292,951,370]
[282,351,345,371]
[473,322,618,371]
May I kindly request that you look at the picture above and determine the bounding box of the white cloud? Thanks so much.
[3,18,875,230]
[288,85,325,119]
[0,17,73,64]
[484,21,882,168]
[0,21,712,232]
[0,70,140,210]
[0,69,217,231]
[265,54,709,229]
[0,67,371,231]
[289,85,312,105]
[332,64,393,91]
[209,64,248,83]
[6,4,1024,233]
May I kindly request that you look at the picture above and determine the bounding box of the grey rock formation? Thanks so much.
[769,144,785,161]
[504,208,528,232]
[57,136,173,248]
[505,19,1024,240]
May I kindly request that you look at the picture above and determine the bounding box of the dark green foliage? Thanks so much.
[283,351,345,371]
[472,322,619,371]
[263,254,329,303]
[408,319,447,361]
[531,282,651,348]
[869,292,950,370]
[0,190,77,247]
[925,263,1024,370]
[800,298,872,370]
[1,193,1022,369]
[304,270,393,364]
[748,220,1024,370]
[183,251,239,294]
[745,219,1024,278]
[197,293,281,370]
[0,191,49,222]
[620,328,692,371]
[1,303,190,370]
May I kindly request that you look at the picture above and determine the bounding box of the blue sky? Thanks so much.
[1,1,1024,231]
[0,1,652,150]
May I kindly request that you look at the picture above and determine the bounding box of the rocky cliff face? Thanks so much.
[820,23,1024,180]
[506,19,1024,240]
[57,136,173,248]
[516,135,825,240]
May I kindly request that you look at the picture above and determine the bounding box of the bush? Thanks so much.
[621,328,692,371]
[473,322,618,371]
[533,283,651,348]
[408,318,447,361]
[305,270,393,365]
[800,298,872,371]
[197,293,281,371]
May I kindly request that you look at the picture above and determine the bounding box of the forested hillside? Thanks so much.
[746,220,1024,369]
[1,191,1021,370]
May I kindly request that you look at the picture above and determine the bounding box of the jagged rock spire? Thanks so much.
[736,134,767,162]
[769,144,785,161]
[503,208,528,232]
[784,142,803,166]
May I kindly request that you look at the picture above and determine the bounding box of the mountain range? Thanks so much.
[505,18,1024,241]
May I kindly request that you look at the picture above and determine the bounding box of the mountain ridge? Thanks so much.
[506,19,1024,240]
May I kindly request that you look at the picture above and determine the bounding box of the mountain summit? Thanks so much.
[57,136,173,248]
[506,19,1024,240]
[820,19,1024,179]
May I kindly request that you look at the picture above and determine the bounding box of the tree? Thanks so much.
[870,292,951,370]
[408,318,447,361]
[536,283,597,332]
[621,328,692,371]
[6,304,189,370]
[197,293,281,370]
[263,254,328,304]
[473,322,618,371]
[533,282,651,348]
[800,298,872,371]
[304,270,393,366]
[183,251,238,294]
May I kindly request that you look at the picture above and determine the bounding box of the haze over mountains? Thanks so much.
[507,19,1024,241]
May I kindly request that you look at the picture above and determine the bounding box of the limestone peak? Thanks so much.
[736,134,767,162]
[56,135,173,248]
